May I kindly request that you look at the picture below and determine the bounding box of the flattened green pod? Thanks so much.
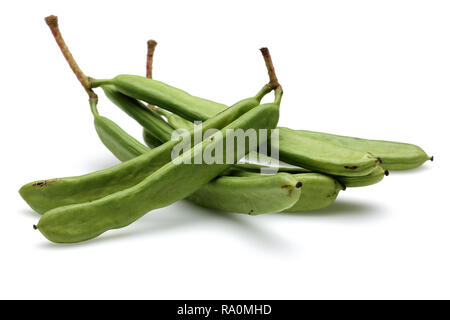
[36,94,281,243]
[232,170,342,212]
[284,173,344,212]
[94,116,149,162]
[336,165,388,188]
[92,75,225,122]
[277,127,380,177]
[187,173,302,215]
[294,130,432,170]
[102,85,173,142]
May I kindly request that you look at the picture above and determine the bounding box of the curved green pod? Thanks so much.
[335,165,388,188]
[102,85,173,142]
[154,107,194,131]
[187,173,302,215]
[291,130,432,170]
[92,75,226,122]
[20,88,269,214]
[94,115,149,162]
[277,127,380,177]
[139,109,386,188]
[92,75,378,177]
[89,114,340,215]
[35,95,281,243]
[143,129,162,149]
[232,170,343,212]
[90,116,340,214]
[284,173,343,212]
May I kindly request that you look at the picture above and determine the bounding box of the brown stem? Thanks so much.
[146,40,157,79]
[45,15,97,99]
[145,40,158,111]
[259,47,280,90]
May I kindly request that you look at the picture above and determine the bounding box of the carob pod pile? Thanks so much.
[19,16,432,243]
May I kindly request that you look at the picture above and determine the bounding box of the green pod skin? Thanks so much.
[143,129,162,149]
[250,163,387,188]
[91,75,379,176]
[35,95,281,243]
[94,116,149,162]
[91,116,305,215]
[187,173,302,215]
[277,127,380,176]
[232,170,342,212]
[154,107,194,131]
[87,113,340,214]
[102,85,173,142]
[142,109,301,173]
[92,75,226,122]
[284,173,343,212]
[90,101,149,162]
[20,88,270,214]
[335,165,388,188]
[291,130,432,170]
[140,111,386,187]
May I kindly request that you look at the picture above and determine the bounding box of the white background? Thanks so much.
[1,0,449,299]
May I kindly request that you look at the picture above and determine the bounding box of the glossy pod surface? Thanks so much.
[36,99,281,243]
[20,91,266,214]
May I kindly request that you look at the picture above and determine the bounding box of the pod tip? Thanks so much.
[45,15,58,28]
[342,185,347,191]
[384,170,390,176]
[377,157,383,164]
[295,182,303,188]
[33,225,38,230]
[430,156,434,162]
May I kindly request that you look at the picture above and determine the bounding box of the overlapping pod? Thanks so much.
[91,75,379,177]
[20,86,271,214]
[35,92,282,243]
[87,108,340,214]
[284,173,343,212]
[140,105,388,188]
[187,173,302,214]
[291,130,432,170]
[335,165,388,188]
[92,75,226,122]
[232,171,343,213]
